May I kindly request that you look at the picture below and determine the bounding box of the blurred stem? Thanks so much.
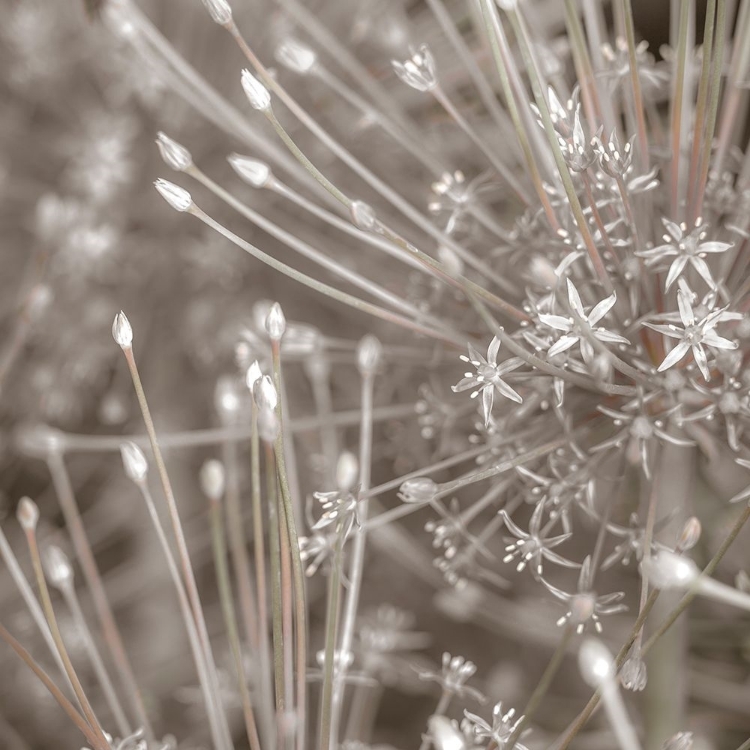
[209,498,262,750]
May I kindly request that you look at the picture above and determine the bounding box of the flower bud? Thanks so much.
[265,302,286,341]
[17,497,39,532]
[215,376,242,422]
[200,459,225,501]
[154,179,193,212]
[228,154,272,188]
[357,335,382,376]
[336,452,359,492]
[276,38,317,75]
[350,201,377,231]
[426,716,465,750]
[121,441,149,484]
[254,375,278,411]
[44,545,73,590]
[676,517,701,553]
[642,549,699,590]
[201,0,232,25]
[241,69,271,111]
[392,44,437,92]
[112,311,133,349]
[156,132,193,172]
[257,406,280,443]
[578,637,614,688]
[246,360,263,392]
[398,477,438,504]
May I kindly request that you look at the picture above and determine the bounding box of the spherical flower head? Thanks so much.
[112,311,133,349]
[43,545,73,590]
[228,153,272,188]
[399,477,438,504]
[392,44,437,92]
[642,549,699,590]
[201,0,232,25]
[336,452,359,493]
[156,132,192,172]
[578,637,614,688]
[17,497,39,532]
[121,441,149,484]
[276,38,317,75]
[200,459,226,501]
[357,334,382,376]
[265,302,286,341]
[154,179,193,212]
[241,69,271,111]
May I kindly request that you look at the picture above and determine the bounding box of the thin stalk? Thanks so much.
[58,580,131,739]
[134,480,229,750]
[251,402,276,749]
[190,205,468,348]
[318,521,346,750]
[45,452,153,740]
[0,622,106,750]
[506,626,575,747]
[121,345,234,750]
[278,493,296,722]
[418,691,452,750]
[669,0,692,218]
[331,367,376,745]
[209,497,262,750]
[272,342,308,750]
[0,525,71,693]
[22,526,109,749]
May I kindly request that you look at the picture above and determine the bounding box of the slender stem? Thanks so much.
[209,498,262,750]
[669,0,691,219]
[507,627,575,747]
[23,528,109,749]
[272,342,308,750]
[0,623,106,750]
[45,452,153,740]
[121,346,234,750]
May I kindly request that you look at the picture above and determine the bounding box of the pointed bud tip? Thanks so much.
[156,132,193,172]
[265,302,286,341]
[17,497,39,531]
[120,441,148,483]
[241,69,272,111]
[201,0,232,25]
[228,153,272,188]
[112,311,133,348]
[276,38,317,75]
[154,179,193,212]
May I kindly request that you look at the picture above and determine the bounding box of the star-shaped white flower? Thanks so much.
[539,279,628,363]
[644,288,740,381]
[452,337,523,427]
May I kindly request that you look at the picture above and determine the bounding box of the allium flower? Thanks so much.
[452,338,523,427]
[418,653,485,703]
[462,702,528,750]
[391,44,437,92]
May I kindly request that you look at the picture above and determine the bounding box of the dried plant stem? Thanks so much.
[121,346,233,749]
[669,0,691,218]
[45,452,153,740]
[272,342,308,750]
[58,580,131,739]
[0,622,106,750]
[506,626,575,747]
[208,497,262,750]
[22,527,109,749]
[135,480,230,750]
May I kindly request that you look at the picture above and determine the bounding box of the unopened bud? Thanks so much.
[44,545,73,590]
[156,132,193,172]
[246,361,263,392]
[276,38,317,75]
[112,311,133,349]
[201,0,232,25]
[17,497,39,532]
[241,69,271,111]
[257,406,280,443]
[350,201,377,231]
[642,549,699,590]
[357,335,382,376]
[200,459,225,501]
[437,245,463,277]
[215,377,242,422]
[398,477,438,504]
[154,179,193,212]
[578,637,614,688]
[426,716,465,750]
[676,517,701,553]
[228,153,272,188]
[336,452,359,492]
[121,441,149,483]
[265,302,286,341]
[255,375,278,411]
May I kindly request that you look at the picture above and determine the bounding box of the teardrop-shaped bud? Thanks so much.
[398,477,438,504]
[154,179,193,212]
[254,375,278,411]
[336,452,359,493]
[44,545,74,589]
[246,361,263,392]
[241,69,271,111]
[350,200,377,231]
[17,497,39,532]
[228,154,272,188]
[156,132,193,172]
[357,335,382,376]
[257,406,280,443]
[276,38,317,75]
[265,302,286,341]
[112,311,133,349]
[200,459,226,501]
[121,441,149,484]
[201,0,232,25]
